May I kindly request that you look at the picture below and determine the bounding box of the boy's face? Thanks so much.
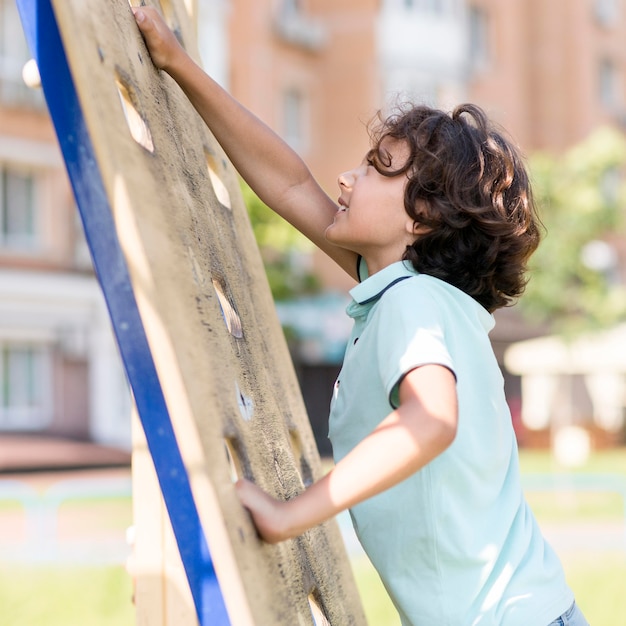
[326,138,417,274]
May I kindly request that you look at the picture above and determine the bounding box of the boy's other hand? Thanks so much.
[133,6,183,71]
[236,478,293,544]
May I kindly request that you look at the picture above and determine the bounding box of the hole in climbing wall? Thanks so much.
[236,382,254,421]
[224,437,244,483]
[206,153,232,210]
[115,74,154,153]
[212,278,243,338]
[308,593,331,626]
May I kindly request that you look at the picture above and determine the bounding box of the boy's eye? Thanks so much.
[366,148,393,172]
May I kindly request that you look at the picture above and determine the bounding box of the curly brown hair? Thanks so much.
[367,103,541,312]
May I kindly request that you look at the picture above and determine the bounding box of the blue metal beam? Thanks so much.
[15,1,230,623]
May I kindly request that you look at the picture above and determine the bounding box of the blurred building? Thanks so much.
[0,0,130,449]
[220,0,626,448]
[470,0,626,153]
[4,0,625,452]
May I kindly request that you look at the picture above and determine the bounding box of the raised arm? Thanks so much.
[133,7,359,279]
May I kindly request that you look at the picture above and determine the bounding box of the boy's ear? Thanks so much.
[407,220,431,237]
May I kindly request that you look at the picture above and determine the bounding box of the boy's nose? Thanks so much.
[337,170,355,189]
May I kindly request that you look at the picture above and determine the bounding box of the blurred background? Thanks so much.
[1,0,626,624]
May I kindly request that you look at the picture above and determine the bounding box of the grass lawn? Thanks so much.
[519,447,626,475]
[519,447,626,625]
[0,565,134,626]
[0,448,624,625]
[564,552,626,625]
[2,553,623,626]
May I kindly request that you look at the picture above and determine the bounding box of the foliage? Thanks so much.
[521,127,626,334]
[240,180,320,300]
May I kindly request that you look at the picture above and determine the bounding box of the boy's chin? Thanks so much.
[324,224,360,252]
[324,227,345,246]
[323,224,339,242]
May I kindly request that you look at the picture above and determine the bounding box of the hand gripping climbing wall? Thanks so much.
[17,1,367,624]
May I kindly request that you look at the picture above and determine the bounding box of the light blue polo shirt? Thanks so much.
[328,261,573,626]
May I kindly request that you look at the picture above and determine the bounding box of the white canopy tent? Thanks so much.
[505,324,626,433]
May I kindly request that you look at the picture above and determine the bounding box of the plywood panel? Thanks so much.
[20,0,367,624]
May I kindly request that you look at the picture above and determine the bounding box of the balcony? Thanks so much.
[377,8,466,76]
[273,10,328,52]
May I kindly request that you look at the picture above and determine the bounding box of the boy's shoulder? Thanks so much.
[382,271,495,331]
[355,260,493,323]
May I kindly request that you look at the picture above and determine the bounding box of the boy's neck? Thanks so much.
[361,253,407,277]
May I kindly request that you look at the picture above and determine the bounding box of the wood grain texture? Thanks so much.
[47,0,366,623]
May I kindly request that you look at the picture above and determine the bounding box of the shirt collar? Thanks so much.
[347,260,495,332]
[349,260,417,306]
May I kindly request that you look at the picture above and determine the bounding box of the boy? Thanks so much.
[134,7,588,625]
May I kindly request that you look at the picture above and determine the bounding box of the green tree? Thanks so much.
[521,127,626,334]
[240,180,320,300]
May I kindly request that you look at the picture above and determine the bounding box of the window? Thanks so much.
[401,0,449,13]
[0,166,38,250]
[0,344,52,429]
[594,0,619,26]
[468,5,490,71]
[274,0,326,50]
[0,0,44,107]
[599,58,620,109]
[282,0,303,14]
[283,88,307,152]
[421,0,444,13]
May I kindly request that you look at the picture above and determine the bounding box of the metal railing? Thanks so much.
[0,475,132,564]
[522,473,626,550]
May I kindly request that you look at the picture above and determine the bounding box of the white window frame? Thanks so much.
[0,342,53,430]
[0,165,39,251]
[599,57,621,110]
[282,87,309,153]
[274,0,326,50]
[468,5,490,72]
[399,0,457,14]
[595,0,620,26]
[280,0,303,15]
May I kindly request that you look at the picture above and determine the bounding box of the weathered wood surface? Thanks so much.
[41,0,366,624]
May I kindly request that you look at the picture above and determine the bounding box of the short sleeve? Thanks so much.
[375,279,455,408]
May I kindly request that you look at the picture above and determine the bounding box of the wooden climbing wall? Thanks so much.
[16,0,367,624]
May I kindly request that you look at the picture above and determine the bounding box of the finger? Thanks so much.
[133,7,159,30]
[235,479,256,506]
[235,478,251,491]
